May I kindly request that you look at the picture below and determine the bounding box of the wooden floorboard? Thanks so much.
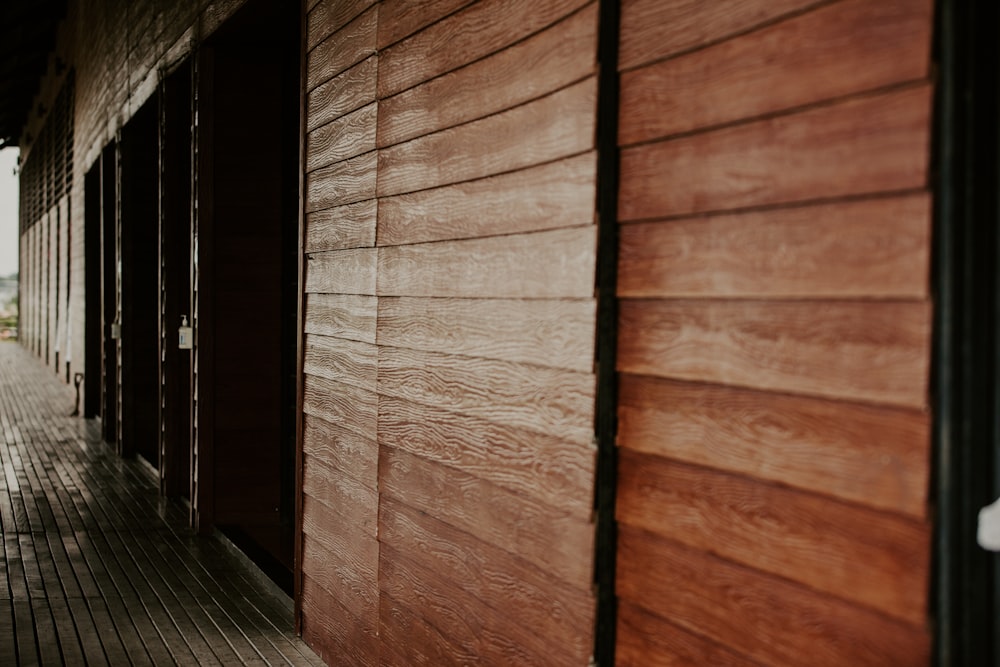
[0,341,323,666]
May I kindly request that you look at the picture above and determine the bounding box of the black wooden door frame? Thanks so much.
[932,0,1000,663]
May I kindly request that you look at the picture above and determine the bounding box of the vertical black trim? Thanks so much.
[932,0,1000,664]
[594,0,620,664]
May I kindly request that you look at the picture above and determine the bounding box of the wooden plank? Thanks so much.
[301,531,378,625]
[618,375,930,517]
[303,293,377,343]
[303,335,377,392]
[376,295,595,372]
[307,56,377,133]
[380,591,473,666]
[304,247,377,295]
[376,226,596,299]
[379,446,593,587]
[378,78,596,197]
[307,0,377,50]
[0,599,16,665]
[617,601,756,667]
[376,0,474,49]
[377,152,596,247]
[306,199,376,253]
[301,576,378,667]
[30,597,63,665]
[617,450,929,624]
[379,394,593,513]
[378,6,597,147]
[377,346,595,443]
[617,525,930,665]
[378,0,590,98]
[619,0,819,70]
[307,102,378,172]
[305,149,377,213]
[302,413,378,491]
[618,194,931,299]
[619,84,932,221]
[617,299,931,408]
[620,0,932,145]
[378,542,567,666]
[380,496,594,661]
[302,374,377,440]
[303,455,378,539]
[306,6,377,91]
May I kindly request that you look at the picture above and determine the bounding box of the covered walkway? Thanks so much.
[0,341,323,665]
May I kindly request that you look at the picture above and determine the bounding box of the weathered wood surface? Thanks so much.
[617,526,931,666]
[377,0,590,98]
[377,0,474,49]
[618,299,931,408]
[304,247,377,295]
[301,575,378,667]
[620,0,932,145]
[307,56,377,133]
[307,0,376,50]
[305,150,377,213]
[618,194,931,299]
[306,6,377,91]
[377,152,596,246]
[305,198,377,253]
[302,412,378,491]
[616,602,756,667]
[307,102,377,172]
[378,6,597,147]
[0,342,323,665]
[619,84,931,221]
[303,293,377,343]
[618,374,930,517]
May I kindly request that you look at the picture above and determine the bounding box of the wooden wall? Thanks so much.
[614,0,935,664]
[300,0,600,664]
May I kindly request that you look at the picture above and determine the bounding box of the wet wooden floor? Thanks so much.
[0,341,324,666]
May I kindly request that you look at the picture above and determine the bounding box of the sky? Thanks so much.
[0,148,18,278]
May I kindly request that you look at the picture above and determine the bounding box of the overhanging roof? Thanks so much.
[0,0,67,148]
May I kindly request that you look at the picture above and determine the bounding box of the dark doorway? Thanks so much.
[100,145,118,446]
[119,98,160,467]
[160,61,193,500]
[194,0,300,592]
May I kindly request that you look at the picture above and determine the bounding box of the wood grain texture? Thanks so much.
[619,84,931,221]
[307,102,378,172]
[305,150,377,212]
[376,226,596,299]
[379,446,594,586]
[618,526,930,665]
[617,451,929,624]
[379,591,475,666]
[377,77,596,197]
[379,394,593,513]
[302,499,380,599]
[617,299,931,408]
[618,194,931,299]
[617,300,931,409]
[379,496,594,660]
[307,56,377,133]
[377,6,597,148]
[376,296,595,371]
[307,0,377,50]
[377,0,590,98]
[377,346,595,443]
[378,542,574,666]
[303,293,376,343]
[305,199,377,253]
[302,533,377,630]
[619,0,819,70]
[303,335,377,392]
[304,247,377,295]
[618,375,929,517]
[617,602,757,667]
[376,0,474,49]
[302,374,377,440]
[303,455,378,539]
[301,575,378,667]
[306,6,377,91]
[620,0,932,145]
[302,413,378,491]
[376,152,596,246]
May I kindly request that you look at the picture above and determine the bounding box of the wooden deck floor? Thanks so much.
[0,341,324,666]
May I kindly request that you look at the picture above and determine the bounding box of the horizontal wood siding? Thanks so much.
[614,0,934,664]
[300,0,599,663]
